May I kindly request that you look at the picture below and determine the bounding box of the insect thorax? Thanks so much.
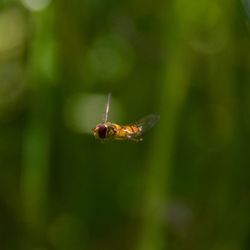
[106,123,118,138]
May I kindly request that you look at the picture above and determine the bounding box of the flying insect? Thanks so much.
[92,93,159,142]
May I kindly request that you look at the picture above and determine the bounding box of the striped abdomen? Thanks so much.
[107,123,142,140]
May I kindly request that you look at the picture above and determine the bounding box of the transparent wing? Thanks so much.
[132,114,160,135]
[102,93,111,123]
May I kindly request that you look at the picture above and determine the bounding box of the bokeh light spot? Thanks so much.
[48,214,85,250]
[0,8,27,57]
[21,0,51,12]
[85,34,135,82]
[64,93,121,134]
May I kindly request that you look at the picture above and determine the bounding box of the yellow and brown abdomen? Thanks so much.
[111,123,142,140]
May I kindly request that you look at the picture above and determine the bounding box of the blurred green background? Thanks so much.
[1,0,250,249]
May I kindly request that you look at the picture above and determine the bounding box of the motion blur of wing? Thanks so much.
[133,114,160,134]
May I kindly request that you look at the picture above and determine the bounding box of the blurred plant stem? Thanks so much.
[137,0,250,249]
[136,9,194,250]
[20,4,55,248]
[204,1,250,249]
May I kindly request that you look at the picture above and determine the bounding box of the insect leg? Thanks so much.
[126,134,142,142]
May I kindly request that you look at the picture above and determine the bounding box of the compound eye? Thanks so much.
[98,125,107,139]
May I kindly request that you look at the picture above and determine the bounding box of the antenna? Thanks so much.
[102,93,111,123]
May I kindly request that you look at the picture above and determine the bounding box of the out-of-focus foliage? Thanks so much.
[242,0,250,21]
[0,0,250,250]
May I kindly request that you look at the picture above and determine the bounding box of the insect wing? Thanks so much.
[102,93,111,123]
[132,114,160,135]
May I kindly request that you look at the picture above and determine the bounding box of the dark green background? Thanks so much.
[0,0,250,249]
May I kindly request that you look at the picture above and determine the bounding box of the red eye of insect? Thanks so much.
[98,125,107,139]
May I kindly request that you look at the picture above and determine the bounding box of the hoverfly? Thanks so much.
[92,93,160,142]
